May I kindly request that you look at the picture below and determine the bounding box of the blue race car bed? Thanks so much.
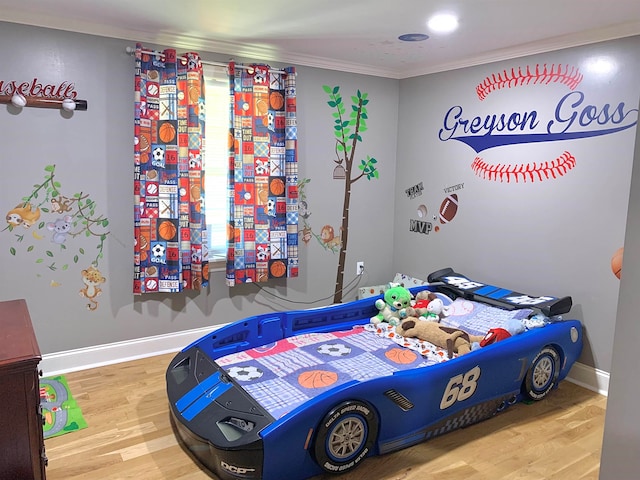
[166,268,582,480]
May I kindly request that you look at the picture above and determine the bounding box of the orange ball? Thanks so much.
[158,122,176,143]
[270,260,286,278]
[270,178,285,196]
[255,98,268,115]
[611,247,624,279]
[190,184,202,201]
[188,85,200,103]
[270,91,284,110]
[158,220,177,241]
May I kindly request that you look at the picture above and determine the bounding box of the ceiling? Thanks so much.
[2,0,640,79]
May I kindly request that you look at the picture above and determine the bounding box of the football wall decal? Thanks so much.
[439,194,459,224]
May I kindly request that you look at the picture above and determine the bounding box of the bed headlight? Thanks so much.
[570,326,579,343]
[217,417,256,442]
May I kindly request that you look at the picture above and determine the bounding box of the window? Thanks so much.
[203,65,230,264]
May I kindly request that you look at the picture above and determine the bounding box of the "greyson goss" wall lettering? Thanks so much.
[439,90,637,152]
[437,63,639,183]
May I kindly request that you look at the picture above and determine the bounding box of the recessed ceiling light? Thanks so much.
[427,13,459,34]
[398,33,430,42]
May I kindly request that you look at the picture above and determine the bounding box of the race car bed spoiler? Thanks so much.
[426,267,572,317]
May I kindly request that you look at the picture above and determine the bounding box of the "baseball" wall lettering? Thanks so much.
[0,78,78,99]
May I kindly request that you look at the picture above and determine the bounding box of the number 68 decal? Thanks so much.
[440,366,481,410]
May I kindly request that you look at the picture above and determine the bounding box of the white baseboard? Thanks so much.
[566,361,610,396]
[40,325,223,376]
[41,328,610,397]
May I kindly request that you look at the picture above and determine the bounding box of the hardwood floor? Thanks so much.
[44,353,606,480]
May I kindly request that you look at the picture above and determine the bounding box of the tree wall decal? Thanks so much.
[323,85,379,303]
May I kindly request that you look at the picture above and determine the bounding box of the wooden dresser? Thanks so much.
[0,299,47,480]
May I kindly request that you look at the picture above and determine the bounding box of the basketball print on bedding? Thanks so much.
[298,370,338,389]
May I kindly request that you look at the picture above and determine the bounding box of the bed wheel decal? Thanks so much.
[313,400,378,474]
[523,346,561,400]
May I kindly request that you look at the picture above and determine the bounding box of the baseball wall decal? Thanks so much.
[439,194,459,224]
[10,93,27,107]
[61,98,76,111]
[436,62,609,183]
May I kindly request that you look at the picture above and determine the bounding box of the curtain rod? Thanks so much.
[125,46,288,75]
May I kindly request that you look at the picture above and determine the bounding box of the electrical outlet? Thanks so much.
[356,261,364,275]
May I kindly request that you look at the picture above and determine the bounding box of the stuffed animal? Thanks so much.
[423,296,451,321]
[472,318,526,350]
[396,317,484,358]
[371,284,412,326]
[479,328,512,347]
[403,291,451,322]
[404,291,436,319]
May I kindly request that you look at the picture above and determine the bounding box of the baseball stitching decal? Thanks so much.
[475,64,583,101]
[470,151,576,183]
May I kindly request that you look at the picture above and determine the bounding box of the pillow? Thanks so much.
[439,298,533,336]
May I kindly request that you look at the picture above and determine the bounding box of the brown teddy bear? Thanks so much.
[403,291,437,319]
[402,291,452,322]
[396,317,484,359]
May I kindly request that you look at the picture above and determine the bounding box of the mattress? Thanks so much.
[215,297,535,419]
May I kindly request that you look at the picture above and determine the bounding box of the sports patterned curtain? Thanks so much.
[133,43,209,294]
[226,63,298,286]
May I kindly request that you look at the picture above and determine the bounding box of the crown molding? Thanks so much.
[401,21,640,78]
[2,16,640,80]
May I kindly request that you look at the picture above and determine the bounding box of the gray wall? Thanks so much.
[1,21,639,380]
[599,96,640,479]
[0,22,398,354]
[394,37,640,374]
[4,18,640,477]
